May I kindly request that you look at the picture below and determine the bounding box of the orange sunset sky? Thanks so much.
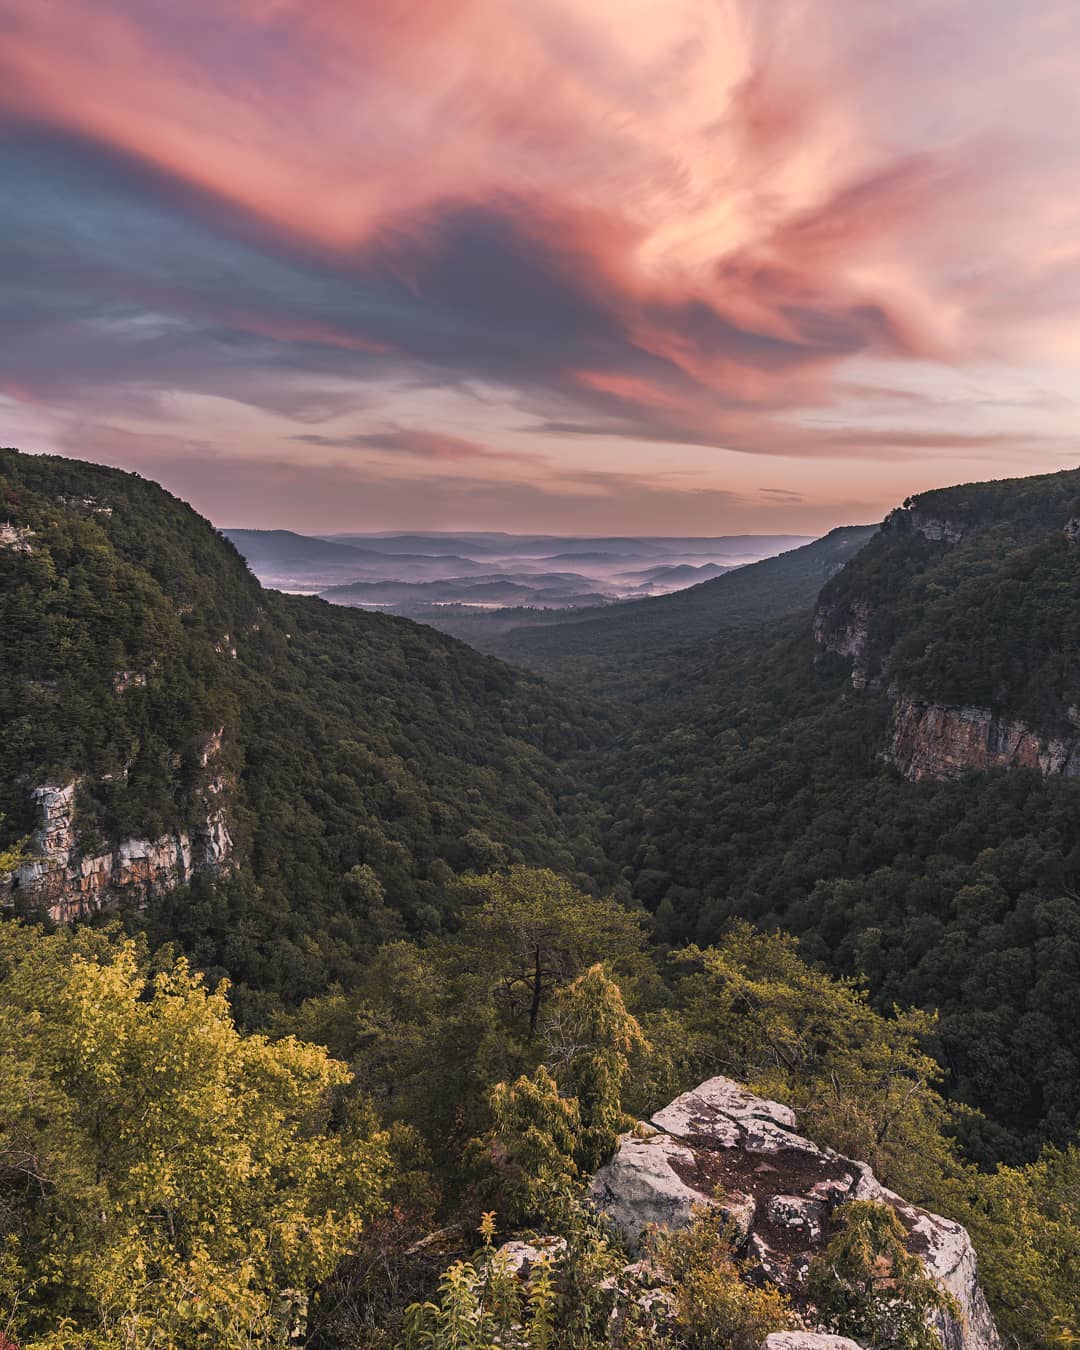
[2,0,1080,532]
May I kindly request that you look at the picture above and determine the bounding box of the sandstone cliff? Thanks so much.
[589,1077,1001,1350]
[3,730,234,923]
[812,494,1080,783]
[890,697,1080,782]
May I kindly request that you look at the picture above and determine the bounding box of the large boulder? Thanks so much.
[589,1077,1001,1350]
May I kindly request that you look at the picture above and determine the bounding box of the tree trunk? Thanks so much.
[528,943,543,1040]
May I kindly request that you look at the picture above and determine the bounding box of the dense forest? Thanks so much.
[586,469,1080,1164]
[3,449,1080,1346]
[0,449,613,1015]
[455,525,877,702]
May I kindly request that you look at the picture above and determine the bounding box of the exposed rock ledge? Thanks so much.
[2,733,234,923]
[589,1077,1001,1350]
[763,1336,860,1350]
[887,505,968,545]
[812,599,875,689]
[891,696,1080,782]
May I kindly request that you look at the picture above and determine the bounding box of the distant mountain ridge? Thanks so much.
[225,526,813,610]
[463,525,878,700]
[318,531,814,557]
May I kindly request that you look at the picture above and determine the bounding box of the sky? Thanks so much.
[2,0,1080,534]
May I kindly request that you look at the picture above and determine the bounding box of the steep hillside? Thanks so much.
[815,467,1080,778]
[599,467,1080,1161]
[471,525,878,700]
[0,449,613,1007]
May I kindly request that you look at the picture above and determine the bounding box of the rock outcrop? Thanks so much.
[762,1336,861,1350]
[812,599,875,688]
[3,731,234,923]
[589,1078,1001,1350]
[884,503,969,545]
[890,697,1080,782]
[0,521,34,552]
[494,1236,568,1278]
[909,513,966,544]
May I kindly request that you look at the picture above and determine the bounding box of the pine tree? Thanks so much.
[543,964,648,1171]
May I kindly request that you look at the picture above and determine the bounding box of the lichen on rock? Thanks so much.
[589,1077,1001,1350]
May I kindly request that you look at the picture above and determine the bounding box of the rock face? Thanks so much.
[891,697,1080,782]
[812,600,875,689]
[762,1336,861,1350]
[589,1078,1001,1350]
[0,521,35,552]
[3,730,234,923]
[908,513,966,544]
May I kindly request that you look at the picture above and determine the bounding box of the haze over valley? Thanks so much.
[224,527,813,629]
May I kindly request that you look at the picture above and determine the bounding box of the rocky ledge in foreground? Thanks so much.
[589,1077,1001,1350]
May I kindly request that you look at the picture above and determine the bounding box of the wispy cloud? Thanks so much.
[291,425,545,464]
[2,0,1080,526]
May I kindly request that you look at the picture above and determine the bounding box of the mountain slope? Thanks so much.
[0,449,614,1008]
[815,467,1080,775]
[472,525,878,700]
[597,467,1080,1161]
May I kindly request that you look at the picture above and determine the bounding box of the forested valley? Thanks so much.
[3,448,1080,1347]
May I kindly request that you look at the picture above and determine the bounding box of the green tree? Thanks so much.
[956,1145,1080,1349]
[542,964,648,1171]
[470,1067,581,1226]
[0,923,390,1347]
[807,1200,956,1350]
[454,868,644,1041]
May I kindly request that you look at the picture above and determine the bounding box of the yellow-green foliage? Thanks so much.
[956,1145,1080,1349]
[0,818,28,881]
[807,1200,956,1350]
[646,1206,795,1350]
[543,964,648,1172]
[0,923,390,1348]
[471,1068,581,1225]
[401,1214,559,1350]
[668,923,957,1201]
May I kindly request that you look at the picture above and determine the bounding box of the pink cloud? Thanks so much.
[292,425,547,465]
[3,0,1080,515]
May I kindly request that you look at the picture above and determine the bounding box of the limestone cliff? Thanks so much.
[3,730,234,923]
[589,1077,1002,1350]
